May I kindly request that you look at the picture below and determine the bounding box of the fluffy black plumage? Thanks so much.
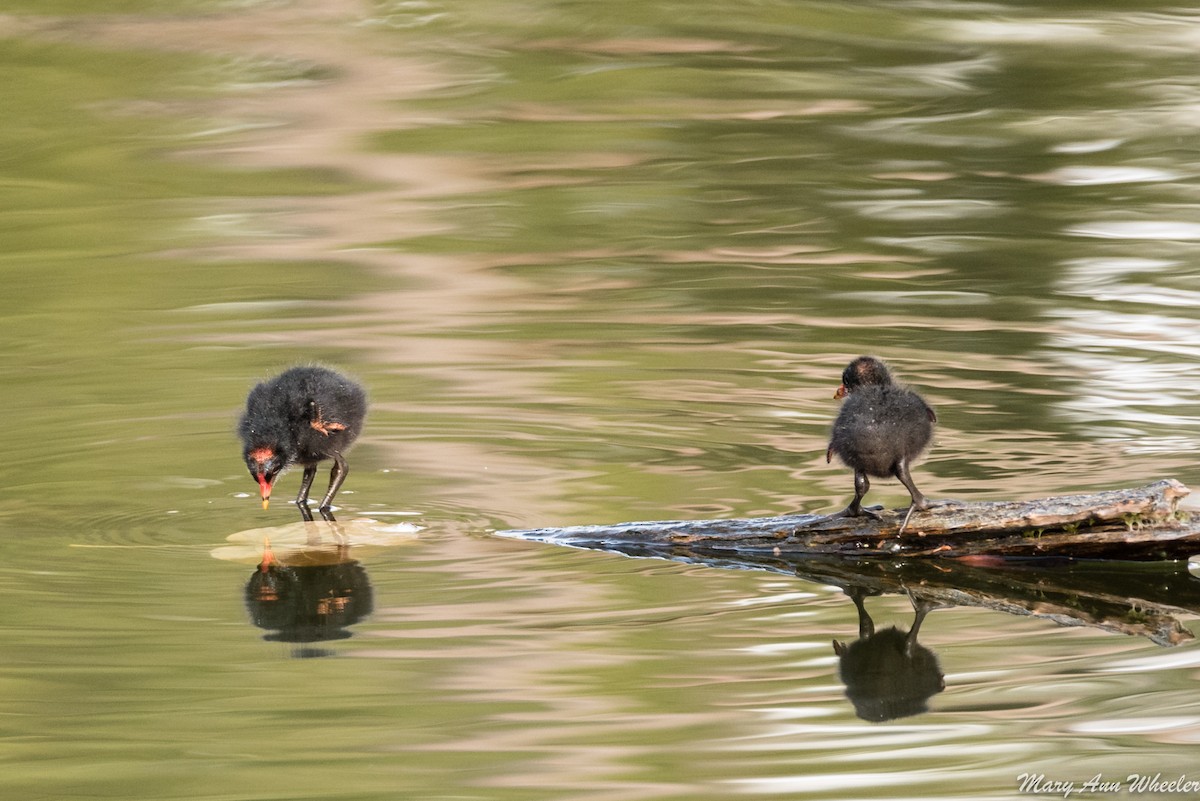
[826,356,935,532]
[238,366,367,517]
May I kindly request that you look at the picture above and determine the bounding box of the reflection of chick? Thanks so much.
[832,591,945,722]
[245,542,374,654]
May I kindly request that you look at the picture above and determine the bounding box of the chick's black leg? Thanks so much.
[825,470,881,522]
[893,458,929,511]
[319,452,349,514]
[893,458,929,535]
[843,469,881,518]
[295,466,317,507]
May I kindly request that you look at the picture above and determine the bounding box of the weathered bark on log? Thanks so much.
[499,479,1197,560]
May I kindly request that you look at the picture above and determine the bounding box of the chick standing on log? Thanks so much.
[826,356,936,534]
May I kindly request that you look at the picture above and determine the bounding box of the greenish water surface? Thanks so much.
[3,1,1200,799]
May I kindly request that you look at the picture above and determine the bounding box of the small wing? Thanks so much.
[310,418,348,436]
[308,401,349,436]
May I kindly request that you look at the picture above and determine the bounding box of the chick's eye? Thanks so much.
[248,456,278,478]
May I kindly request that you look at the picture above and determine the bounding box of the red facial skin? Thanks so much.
[248,447,276,508]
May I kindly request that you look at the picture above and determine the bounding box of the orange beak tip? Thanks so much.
[262,498,270,510]
[260,536,275,570]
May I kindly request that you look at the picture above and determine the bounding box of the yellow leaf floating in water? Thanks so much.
[212,518,422,566]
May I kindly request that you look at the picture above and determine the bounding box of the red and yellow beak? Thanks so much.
[256,473,274,510]
[834,384,848,400]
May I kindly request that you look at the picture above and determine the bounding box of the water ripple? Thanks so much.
[1067,221,1200,240]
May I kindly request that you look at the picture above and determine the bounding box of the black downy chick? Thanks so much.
[239,366,367,520]
[826,356,936,534]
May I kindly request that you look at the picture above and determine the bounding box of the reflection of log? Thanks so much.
[499,479,1198,560]
[722,553,1197,647]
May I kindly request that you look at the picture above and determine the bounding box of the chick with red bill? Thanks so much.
[238,366,367,516]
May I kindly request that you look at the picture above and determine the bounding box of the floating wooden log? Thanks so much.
[498,479,1198,560]
[497,480,1200,645]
